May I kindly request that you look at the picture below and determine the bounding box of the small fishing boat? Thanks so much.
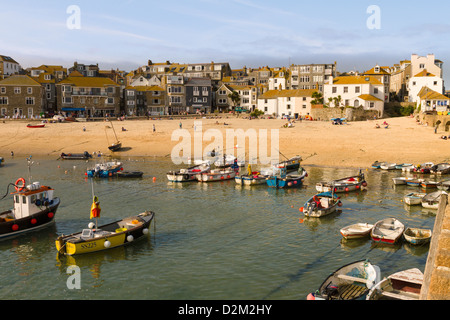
[403,227,432,245]
[115,171,143,178]
[412,162,434,174]
[86,161,123,178]
[273,155,302,172]
[60,151,92,160]
[395,163,413,170]
[167,162,210,182]
[405,178,424,187]
[340,223,374,240]
[56,211,155,256]
[392,177,416,185]
[27,123,45,128]
[235,165,268,185]
[437,179,450,191]
[106,120,122,151]
[302,191,341,218]
[307,260,380,300]
[403,192,426,206]
[430,163,450,175]
[316,171,367,193]
[371,218,405,244]
[366,268,423,300]
[402,164,416,172]
[421,190,447,209]
[380,163,396,170]
[266,167,307,188]
[196,168,236,182]
[420,180,438,189]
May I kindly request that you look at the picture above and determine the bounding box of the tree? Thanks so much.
[311,91,324,105]
[228,91,240,110]
[333,95,342,108]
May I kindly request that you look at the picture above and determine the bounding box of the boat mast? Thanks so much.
[26,156,34,182]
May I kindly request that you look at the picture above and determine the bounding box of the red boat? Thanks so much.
[27,123,45,128]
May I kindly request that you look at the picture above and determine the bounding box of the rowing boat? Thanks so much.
[403,227,432,245]
[371,218,405,244]
[421,190,447,209]
[403,192,426,206]
[340,223,374,240]
[367,268,423,300]
[316,171,367,193]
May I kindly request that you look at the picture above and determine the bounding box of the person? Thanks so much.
[153,124,156,132]
[179,122,182,129]
[83,126,86,131]
[313,196,322,208]
[375,123,380,128]
[122,127,127,131]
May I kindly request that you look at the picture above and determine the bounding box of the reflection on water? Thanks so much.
[0,157,440,299]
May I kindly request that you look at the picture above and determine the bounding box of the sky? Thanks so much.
[1,0,450,83]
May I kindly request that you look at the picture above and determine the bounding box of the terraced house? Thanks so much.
[0,75,43,118]
[56,72,121,117]
[0,55,21,80]
[125,85,165,116]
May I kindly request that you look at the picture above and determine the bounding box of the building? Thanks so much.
[0,75,43,118]
[289,63,337,91]
[408,69,444,103]
[257,88,316,118]
[125,85,165,116]
[323,75,385,117]
[362,65,390,102]
[68,62,100,77]
[410,54,443,79]
[416,87,450,113]
[27,65,67,114]
[56,73,121,117]
[0,55,21,80]
[165,74,185,114]
[185,78,213,114]
[389,59,411,101]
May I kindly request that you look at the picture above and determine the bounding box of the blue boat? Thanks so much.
[86,161,123,178]
[266,167,307,188]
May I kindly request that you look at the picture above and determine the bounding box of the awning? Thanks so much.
[61,107,86,111]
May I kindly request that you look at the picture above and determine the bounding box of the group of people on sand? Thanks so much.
[375,121,389,129]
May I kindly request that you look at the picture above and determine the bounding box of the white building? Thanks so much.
[323,75,385,117]
[416,87,450,113]
[0,55,21,79]
[408,69,444,103]
[257,89,316,118]
[410,53,443,79]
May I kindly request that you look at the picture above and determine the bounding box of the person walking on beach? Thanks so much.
[179,122,182,129]
[153,124,156,132]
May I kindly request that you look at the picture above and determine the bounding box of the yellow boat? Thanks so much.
[56,211,155,256]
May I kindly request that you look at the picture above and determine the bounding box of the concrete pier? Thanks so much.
[421,193,450,299]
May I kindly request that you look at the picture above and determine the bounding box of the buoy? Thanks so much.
[345,187,349,192]
[299,218,304,223]
[338,201,343,207]
[307,293,316,300]
[287,182,292,186]
[12,224,19,231]
[291,205,294,208]
[104,240,111,248]
[293,181,297,184]
[143,228,149,235]
[48,212,54,218]
[355,185,360,189]
[152,177,156,182]
[88,222,95,229]
[31,218,37,225]
[299,207,304,212]
[127,235,134,242]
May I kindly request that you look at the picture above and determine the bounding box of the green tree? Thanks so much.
[228,91,240,110]
[311,91,324,105]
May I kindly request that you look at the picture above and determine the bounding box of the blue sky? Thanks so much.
[1,0,450,83]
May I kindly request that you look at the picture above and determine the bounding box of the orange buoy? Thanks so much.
[299,207,304,212]
[299,218,304,223]
[152,177,156,182]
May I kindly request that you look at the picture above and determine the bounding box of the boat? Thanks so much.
[302,191,341,218]
[405,178,424,187]
[421,190,447,209]
[60,151,92,160]
[196,168,236,182]
[106,120,122,151]
[403,227,432,245]
[235,174,268,186]
[420,180,438,189]
[214,154,245,168]
[56,210,155,256]
[27,123,45,128]
[392,177,414,185]
[266,167,307,188]
[380,163,396,170]
[412,162,434,174]
[0,157,4,166]
[115,171,143,178]
[430,163,450,175]
[437,179,450,191]
[340,223,374,240]
[371,218,405,244]
[366,268,423,300]
[86,161,123,178]
[273,155,301,172]
[402,164,416,172]
[403,192,426,205]
[167,162,210,182]
[316,171,367,193]
[395,163,413,170]
[0,158,60,239]
[307,260,380,300]
[371,161,386,169]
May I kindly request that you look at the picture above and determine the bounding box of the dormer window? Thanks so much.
[374,66,380,73]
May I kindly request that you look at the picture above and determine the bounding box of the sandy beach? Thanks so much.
[0,116,448,168]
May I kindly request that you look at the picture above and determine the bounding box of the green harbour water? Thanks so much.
[0,156,436,300]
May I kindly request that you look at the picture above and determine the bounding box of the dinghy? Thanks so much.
[367,268,423,300]
[167,162,210,182]
[403,192,426,206]
[437,180,450,191]
[380,163,396,170]
[340,223,374,240]
[420,180,438,189]
[430,163,450,175]
[307,260,380,300]
[403,227,432,245]
[405,178,424,187]
[421,190,447,209]
[371,218,405,244]
[196,168,236,182]
[316,171,367,193]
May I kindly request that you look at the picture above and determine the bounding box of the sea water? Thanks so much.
[0,156,435,299]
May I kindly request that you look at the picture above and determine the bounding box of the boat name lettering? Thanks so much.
[81,242,97,249]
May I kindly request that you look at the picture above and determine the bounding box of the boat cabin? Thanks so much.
[11,182,55,219]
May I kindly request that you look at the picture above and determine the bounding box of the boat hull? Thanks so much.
[56,211,154,256]
[403,193,426,206]
[0,199,60,240]
[303,192,340,218]
[371,218,404,244]
[197,170,236,182]
[235,175,267,186]
[403,227,431,245]
[340,223,374,240]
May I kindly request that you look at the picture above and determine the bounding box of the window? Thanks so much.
[14,87,21,94]
[28,108,33,117]
[218,90,227,95]
[46,93,51,99]
[62,85,72,92]
[170,96,181,104]
[63,97,73,104]
[419,64,425,69]
[370,102,374,108]
[44,74,51,80]
[0,87,5,94]
[25,97,35,105]
[332,87,337,93]
[0,97,8,105]
[344,87,348,93]
[127,90,135,96]
[355,86,360,93]
[374,88,379,94]
[27,87,33,94]
[46,84,51,91]
[106,97,114,104]
[434,81,438,86]
[1,107,6,115]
